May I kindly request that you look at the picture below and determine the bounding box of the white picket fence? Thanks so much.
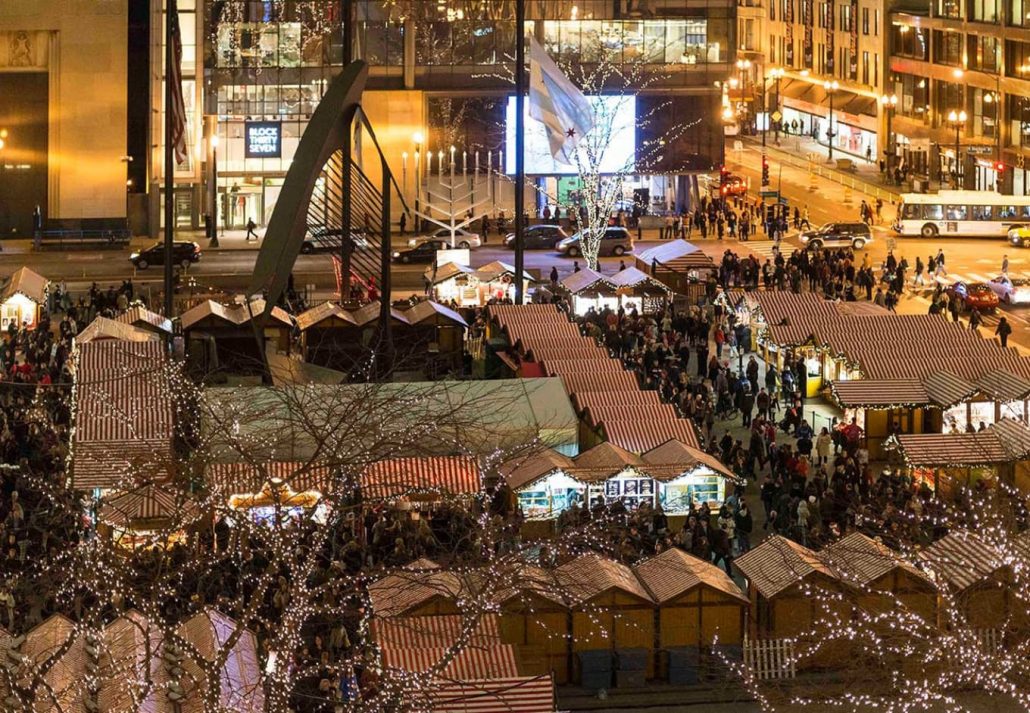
[743,637,797,680]
[974,628,1002,655]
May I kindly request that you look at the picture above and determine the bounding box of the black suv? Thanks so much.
[556,227,634,257]
[391,239,446,264]
[799,222,872,250]
[130,241,202,270]
[300,228,371,254]
[503,224,569,249]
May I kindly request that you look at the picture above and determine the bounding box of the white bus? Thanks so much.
[894,190,1030,240]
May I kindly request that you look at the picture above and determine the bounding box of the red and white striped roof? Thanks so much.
[375,615,520,680]
[601,418,702,452]
[919,531,1007,592]
[98,483,196,530]
[733,535,840,599]
[361,456,481,500]
[424,675,556,713]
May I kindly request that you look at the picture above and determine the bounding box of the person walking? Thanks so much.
[1002,254,1010,275]
[996,316,1013,347]
[912,256,925,287]
[399,212,407,235]
[245,218,259,242]
[935,248,947,277]
[969,307,982,331]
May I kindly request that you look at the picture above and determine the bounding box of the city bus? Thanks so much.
[893,190,1030,241]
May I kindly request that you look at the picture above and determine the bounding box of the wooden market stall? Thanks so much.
[560,268,618,315]
[633,240,715,293]
[368,558,466,617]
[114,305,173,337]
[0,266,48,330]
[96,483,199,548]
[180,297,294,378]
[733,536,850,651]
[557,553,656,681]
[496,566,572,684]
[633,548,748,678]
[822,532,938,626]
[919,531,1013,630]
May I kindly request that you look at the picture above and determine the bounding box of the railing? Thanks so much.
[35,228,131,250]
[748,138,900,203]
[743,637,797,680]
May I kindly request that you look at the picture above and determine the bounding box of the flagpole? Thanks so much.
[163,0,175,320]
[514,0,526,304]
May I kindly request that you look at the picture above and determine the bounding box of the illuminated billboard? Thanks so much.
[505,95,636,175]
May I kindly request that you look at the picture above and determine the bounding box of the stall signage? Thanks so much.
[245,121,282,158]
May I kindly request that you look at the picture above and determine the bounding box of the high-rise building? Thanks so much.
[153,0,739,233]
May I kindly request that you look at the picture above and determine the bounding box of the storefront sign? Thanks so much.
[245,121,282,158]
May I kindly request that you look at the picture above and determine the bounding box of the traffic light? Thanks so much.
[995,161,1005,173]
[761,154,770,186]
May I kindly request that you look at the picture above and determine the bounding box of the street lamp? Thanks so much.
[824,80,839,161]
[947,109,967,187]
[880,93,898,183]
[209,134,220,247]
[769,67,785,144]
[0,130,8,237]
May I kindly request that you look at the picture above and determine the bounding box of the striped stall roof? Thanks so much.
[180,297,293,331]
[488,303,564,328]
[923,371,979,407]
[361,456,481,500]
[382,646,520,680]
[375,615,519,680]
[573,390,663,412]
[582,403,682,427]
[374,614,503,649]
[2,266,48,303]
[640,439,739,482]
[99,612,166,713]
[975,370,1030,401]
[76,316,159,344]
[890,431,1011,467]
[557,553,654,605]
[568,441,644,481]
[830,379,929,408]
[499,449,576,491]
[527,345,611,363]
[608,266,671,291]
[990,417,1030,458]
[748,292,843,346]
[919,531,1006,592]
[600,418,702,452]
[177,608,265,712]
[369,560,468,617]
[114,305,173,334]
[205,461,335,495]
[72,441,174,491]
[733,535,839,599]
[561,267,615,294]
[560,370,640,394]
[504,322,582,345]
[634,240,715,271]
[822,532,932,588]
[295,301,358,330]
[424,675,556,713]
[543,358,624,375]
[633,547,748,604]
[98,483,196,530]
[814,315,1030,381]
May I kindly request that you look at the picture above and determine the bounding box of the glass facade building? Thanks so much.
[170,0,735,229]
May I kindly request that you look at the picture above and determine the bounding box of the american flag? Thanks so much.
[168,0,188,165]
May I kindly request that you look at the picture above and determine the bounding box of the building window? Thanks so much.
[898,74,930,120]
[938,0,963,18]
[874,10,880,34]
[862,7,870,34]
[934,30,964,66]
[840,4,852,31]
[862,51,870,84]
[874,53,879,87]
[973,88,999,138]
[935,80,966,125]
[1007,39,1030,77]
[770,0,777,21]
[1011,0,1030,26]
[1008,95,1030,148]
[892,26,929,60]
[970,0,1000,21]
[969,35,1000,71]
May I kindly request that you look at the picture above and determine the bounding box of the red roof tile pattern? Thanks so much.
[557,553,654,605]
[733,535,839,599]
[361,456,481,500]
[919,531,1006,592]
[601,418,702,452]
[425,676,557,713]
[830,379,929,408]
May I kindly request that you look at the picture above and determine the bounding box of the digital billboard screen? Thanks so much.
[504,95,636,175]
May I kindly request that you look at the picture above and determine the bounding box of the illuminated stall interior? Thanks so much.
[886,418,1030,498]
[632,240,716,293]
[206,462,332,524]
[0,267,48,331]
[561,267,671,316]
[96,484,198,548]
[429,261,533,306]
[502,440,738,520]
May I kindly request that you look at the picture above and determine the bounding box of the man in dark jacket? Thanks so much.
[734,502,754,553]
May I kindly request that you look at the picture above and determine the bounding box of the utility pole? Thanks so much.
[163,2,175,320]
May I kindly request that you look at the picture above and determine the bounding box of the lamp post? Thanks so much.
[880,93,897,183]
[947,109,967,187]
[984,79,1002,189]
[0,129,7,236]
[209,134,220,247]
[769,68,785,144]
[736,58,752,131]
[824,80,839,161]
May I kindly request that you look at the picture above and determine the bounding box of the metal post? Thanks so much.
[514,0,526,304]
[342,0,353,65]
[955,123,961,185]
[210,138,220,247]
[827,91,834,162]
[341,123,353,303]
[163,1,175,320]
[774,75,781,144]
[380,153,393,369]
[885,105,893,182]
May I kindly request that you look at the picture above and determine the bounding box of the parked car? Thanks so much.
[300,228,372,254]
[130,241,201,270]
[948,280,1000,312]
[503,224,569,249]
[408,228,481,249]
[988,274,1030,305]
[556,227,633,257]
[799,222,873,250]
[392,239,447,264]
[1008,226,1030,248]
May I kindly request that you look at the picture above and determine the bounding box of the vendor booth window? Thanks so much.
[661,474,726,513]
[968,401,996,429]
[1001,400,1027,421]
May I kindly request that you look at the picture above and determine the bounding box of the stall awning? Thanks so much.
[887,431,1010,467]
[374,614,520,680]
[181,297,293,330]
[821,532,932,588]
[561,267,614,294]
[1,266,48,304]
[557,553,654,605]
[831,379,929,409]
[114,306,173,335]
[97,483,196,530]
[733,535,840,599]
[362,456,481,500]
[919,531,1006,593]
[634,240,714,272]
[426,676,557,713]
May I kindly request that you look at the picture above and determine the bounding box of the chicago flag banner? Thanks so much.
[528,37,594,165]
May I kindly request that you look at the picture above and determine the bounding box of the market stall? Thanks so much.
[426,262,478,306]
[608,267,672,314]
[633,240,715,293]
[919,531,1013,630]
[1,266,48,330]
[180,297,294,377]
[205,461,332,524]
[561,268,618,315]
[496,567,572,684]
[632,548,747,678]
[97,483,198,548]
[558,553,656,681]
